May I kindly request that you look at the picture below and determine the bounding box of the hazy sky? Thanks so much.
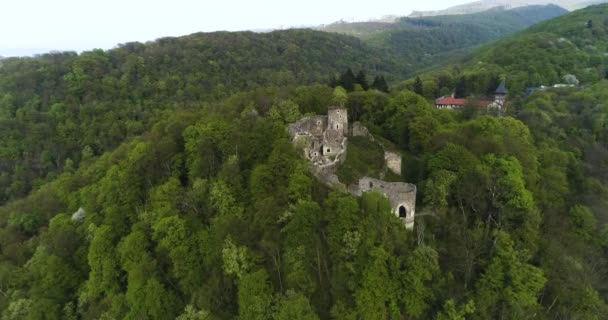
[1,0,471,56]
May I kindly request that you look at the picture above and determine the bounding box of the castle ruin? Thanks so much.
[349,177,416,229]
[288,108,348,170]
[384,151,402,176]
[289,107,417,230]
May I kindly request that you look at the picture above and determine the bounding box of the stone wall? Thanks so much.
[350,122,374,140]
[384,151,402,176]
[288,115,327,138]
[352,177,417,229]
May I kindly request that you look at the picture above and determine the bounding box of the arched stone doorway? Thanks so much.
[398,206,407,218]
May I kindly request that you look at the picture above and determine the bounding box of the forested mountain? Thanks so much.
[0,29,401,206]
[409,0,608,17]
[399,4,608,98]
[320,5,567,73]
[0,4,607,320]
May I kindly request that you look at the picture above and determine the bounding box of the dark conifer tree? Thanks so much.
[413,76,423,96]
[454,77,467,98]
[328,74,339,88]
[371,76,389,93]
[356,70,369,91]
[339,68,356,92]
[486,75,501,95]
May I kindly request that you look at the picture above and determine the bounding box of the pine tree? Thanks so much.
[454,78,467,98]
[371,76,389,93]
[413,76,423,96]
[356,70,369,91]
[328,74,339,88]
[339,68,356,92]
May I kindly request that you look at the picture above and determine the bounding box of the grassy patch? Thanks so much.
[337,136,385,185]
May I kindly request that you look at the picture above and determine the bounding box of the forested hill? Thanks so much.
[399,4,608,99]
[319,5,567,73]
[408,0,607,16]
[0,28,400,205]
[1,5,607,320]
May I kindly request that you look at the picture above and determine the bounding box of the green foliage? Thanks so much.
[0,80,606,318]
[222,236,251,279]
[423,170,457,209]
[354,247,392,320]
[269,100,302,124]
[322,5,566,74]
[273,290,320,320]
[176,305,212,320]
[331,86,348,106]
[0,28,403,206]
[569,205,597,239]
[411,4,608,97]
[238,269,273,320]
[1,9,608,317]
[337,136,385,185]
[401,246,440,317]
[435,299,475,320]
[473,231,546,319]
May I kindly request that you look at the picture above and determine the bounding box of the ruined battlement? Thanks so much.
[350,177,416,229]
[289,107,348,166]
[384,151,402,176]
[289,107,417,230]
[288,115,327,138]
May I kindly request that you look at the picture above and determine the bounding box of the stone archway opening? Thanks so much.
[398,206,407,218]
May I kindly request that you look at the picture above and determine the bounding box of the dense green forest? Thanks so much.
[0,3,607,320]
[320,5,567,73]
[0,29,401,205]
[399,4,608,100]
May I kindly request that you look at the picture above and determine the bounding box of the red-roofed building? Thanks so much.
[435,80,509,111]
[435,96,467,109]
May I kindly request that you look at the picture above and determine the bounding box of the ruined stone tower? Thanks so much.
[328,108,348,134]
[323,108,348,157]
[351,177,417,229]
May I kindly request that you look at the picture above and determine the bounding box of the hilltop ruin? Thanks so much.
[289,107,417,230]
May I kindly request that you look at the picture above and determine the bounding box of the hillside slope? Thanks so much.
[409,0,608,17]
[320,5,567,73]
[0,7,607,319]
[402,4,608,98]
[1,70,606,320]
[0,29,400,205]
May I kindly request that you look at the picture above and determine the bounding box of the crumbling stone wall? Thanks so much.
[352,177,417,229]
[289,107,348,166]
[384,151,402,176]
[288,116,327,138]
[350,122,374,140]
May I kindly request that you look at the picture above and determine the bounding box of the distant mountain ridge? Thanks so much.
[400,4,608,99]
[319,5,567,74]
[409,0,607,17]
